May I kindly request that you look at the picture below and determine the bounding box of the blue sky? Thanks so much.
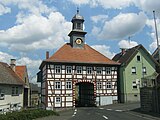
[0,0,160,83]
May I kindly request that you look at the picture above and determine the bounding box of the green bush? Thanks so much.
[0,109,59,120]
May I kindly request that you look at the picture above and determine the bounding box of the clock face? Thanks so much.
[75,39,82,45]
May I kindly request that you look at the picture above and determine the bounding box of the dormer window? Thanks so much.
[137,55,140,61]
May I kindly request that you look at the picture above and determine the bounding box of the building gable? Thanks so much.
[0,62,24,85]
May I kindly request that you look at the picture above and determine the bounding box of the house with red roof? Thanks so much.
[15,64,30,108]
[37,10,120,109]
[0,60,25,113]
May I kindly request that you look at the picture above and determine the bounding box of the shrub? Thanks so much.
[0,109,59,120]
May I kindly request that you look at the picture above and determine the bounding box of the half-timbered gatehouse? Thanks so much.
[38,10,120,109]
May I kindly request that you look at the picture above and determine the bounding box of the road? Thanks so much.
[69,107,158,120]
[36,103,160,120]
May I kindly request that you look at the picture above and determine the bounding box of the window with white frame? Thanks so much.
[132,81,137,89]
[87,67,92,74]
[131,67,136,74]
[55,65,61,74]
[106,82,112,89]
[55,97,61,103]
[12,87,19,96]
[142,67,147,74]
[97,82,102,89]
[96,67,102,74]
[55,82,61,89]
[66,66,72,74]
[76,66,82,74]
[66,81,72,89]
[106,67,111,75]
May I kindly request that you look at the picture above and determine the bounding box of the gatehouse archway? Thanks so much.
[75,82,95,107]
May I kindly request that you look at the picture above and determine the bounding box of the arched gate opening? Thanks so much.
[75,82,95,107]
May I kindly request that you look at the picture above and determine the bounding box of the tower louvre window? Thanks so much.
[77,23,81,29]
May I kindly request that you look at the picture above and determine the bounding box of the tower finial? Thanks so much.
[77,7,79,14]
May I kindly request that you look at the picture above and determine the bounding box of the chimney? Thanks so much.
[46,51,49,59]
[120,48,126,55]
[10,59,16,71]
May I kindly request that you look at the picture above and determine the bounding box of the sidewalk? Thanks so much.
[101,102,140,111]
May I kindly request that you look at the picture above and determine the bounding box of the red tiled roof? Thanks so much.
[45,43,119,65]
[0,62,24,85]
[15,66,26,80]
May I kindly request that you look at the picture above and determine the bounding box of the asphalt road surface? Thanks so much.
[36,103,160,120]
[69,107,159,120]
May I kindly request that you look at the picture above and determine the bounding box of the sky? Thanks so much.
[0,0,160,83]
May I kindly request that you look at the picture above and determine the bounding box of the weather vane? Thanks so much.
[77,7,79,14]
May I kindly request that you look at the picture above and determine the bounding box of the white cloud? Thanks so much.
[0,51,15,63]
[91,14,108,23]
[94,0,133,9]
[0,4,11,15]
[68,0,133,9]
[0,12,71,51]
[134,0,160,15]
[146,19,160,51]
[94,12,147,40]
[91,26,101,36]
[68,0,90,5]
[0,0,54,15]
[17,57,41,83]
[118,39,138,49]
[91,45,115,59]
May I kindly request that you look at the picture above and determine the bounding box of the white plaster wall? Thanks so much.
[66,102,72,107]
[0,85,23,109]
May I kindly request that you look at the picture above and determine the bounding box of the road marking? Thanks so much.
[99,108,104,110]
[115,110,123,112]
[106,109,112,111]
[72,109,77,117]
[103,115,108,120]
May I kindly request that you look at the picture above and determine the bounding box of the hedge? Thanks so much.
[0,109,59,120]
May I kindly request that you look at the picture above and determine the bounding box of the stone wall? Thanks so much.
[140,87,160,113]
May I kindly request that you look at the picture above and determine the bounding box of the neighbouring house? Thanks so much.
[30,83,41,107]
[152,46,160,63]
[37,10,120,109]
[0,61,24,114]
[139,47,160,113]
[112,44,158,103]
[152,47,160,85]
[15,64,30,108]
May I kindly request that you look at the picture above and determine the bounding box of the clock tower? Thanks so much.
[68,9,87,49]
